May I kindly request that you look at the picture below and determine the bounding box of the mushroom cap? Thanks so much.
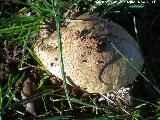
[34,15,144,93]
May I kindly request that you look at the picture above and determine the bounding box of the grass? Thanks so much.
[41,0,72,109]
[111,43,160,94]
[0,0,160,119]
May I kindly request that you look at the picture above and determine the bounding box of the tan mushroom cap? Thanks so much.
[34,15,144,93]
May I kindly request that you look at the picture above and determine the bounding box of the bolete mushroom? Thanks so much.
[34,15,144,93]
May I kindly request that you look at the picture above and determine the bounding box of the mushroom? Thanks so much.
[34,15,144,93]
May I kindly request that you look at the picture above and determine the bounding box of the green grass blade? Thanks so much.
[111,43,160,95]
[129,5,144,9]
[70,97,99,109]
[38,73,49,89]
[3,73,25,110]
[27,47,42,65]
[53,5,72,109]
[0,22,39,34]
[39,115,73,120]
[41,0,72,109]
